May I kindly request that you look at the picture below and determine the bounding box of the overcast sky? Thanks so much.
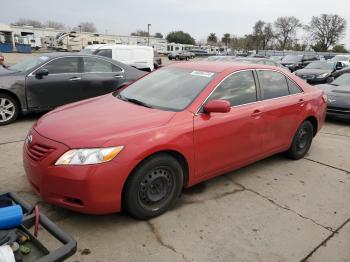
[1,0,350,47]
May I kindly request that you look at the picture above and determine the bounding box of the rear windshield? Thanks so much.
[119,67,216,111]
[282,55,302,62]
[93,49,112,59]
[305,62,334,70]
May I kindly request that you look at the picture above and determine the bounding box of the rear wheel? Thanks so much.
[0,93,19,126]
[123,154,183,219]
[287,120,314,160]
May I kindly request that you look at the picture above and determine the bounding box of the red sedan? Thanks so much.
[23,62,327,219]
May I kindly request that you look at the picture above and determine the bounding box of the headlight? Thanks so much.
[55,146,124,165]
[317,73,329,78]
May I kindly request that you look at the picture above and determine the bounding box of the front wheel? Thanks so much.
[286,120,314,160]
[123,154,183,219]
[0,94,19,126]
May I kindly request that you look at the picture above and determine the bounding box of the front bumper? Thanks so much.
[327,106,350,120]
[23,129,135,214]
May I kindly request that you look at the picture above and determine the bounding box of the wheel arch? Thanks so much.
[0,89,22,112]
[304,115,318,137]
[121,149,190,200]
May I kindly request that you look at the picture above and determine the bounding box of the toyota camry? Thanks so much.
[23,62,327,219]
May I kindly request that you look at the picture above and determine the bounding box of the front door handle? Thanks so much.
[251,109,262,118]
[114,75,123,79]
[69,77,81,81]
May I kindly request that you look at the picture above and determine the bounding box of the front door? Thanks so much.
[194,70,264,178]
[26,56,83,109]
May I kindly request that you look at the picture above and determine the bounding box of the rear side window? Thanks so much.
[257,70,289,100]
[83,57,121,73]
[43,57,79,74]
[208,71,257,106]
[94,49,112,58]
[287,78,302,94]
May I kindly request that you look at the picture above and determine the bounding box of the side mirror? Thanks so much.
[203,99,231,114]
[336,65,343,70]
[35,68,49,77]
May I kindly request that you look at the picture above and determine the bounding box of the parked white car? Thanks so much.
[329,55,350,66]
[82,44,154,71]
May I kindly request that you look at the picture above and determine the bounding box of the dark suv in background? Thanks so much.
[280,54,319,72]
[153,51,162,69]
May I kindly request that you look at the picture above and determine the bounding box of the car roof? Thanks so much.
[168,61,278,73]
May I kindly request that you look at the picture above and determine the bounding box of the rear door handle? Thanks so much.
[69,77,81,81]
[251,109,262,118]
[114,75,123,79]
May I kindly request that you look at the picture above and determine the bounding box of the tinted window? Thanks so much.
[287,78,302,94]
[84,57,121,73]
[258,71,289,99]
[208,71,257,106]
[120,68,216,111]
[43,57,79,74]
[94,49,112,58]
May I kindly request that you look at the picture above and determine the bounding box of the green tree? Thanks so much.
[154,32,163,39]
[332,44,348,53]
[222,33,231,46]
[306,14,347,52]
[207,33,218,43]
[131,30,149,37]
[166,31,196,45]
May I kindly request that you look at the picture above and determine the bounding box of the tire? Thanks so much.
[286,120,314,160]
[123,154,183,219]
[176,56,179,60]
[186,57,189,61]
[0,93,19,126]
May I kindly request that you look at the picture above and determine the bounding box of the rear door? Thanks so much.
[26,56,83,109]
[80,56,125,99]
[256,70,304,154]
[194,70,264,178]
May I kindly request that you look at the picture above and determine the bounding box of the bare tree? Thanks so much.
[274,16,302,50]
[12,18,43,28]
[46,21,65,30]
[76,22,96,33]
[305,14,347,51]
[252,21,275,51]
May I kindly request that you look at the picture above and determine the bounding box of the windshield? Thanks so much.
[282,55,302,62]
[119,68,216,111]
[332,73,350,86]
[330,56,349,62]
[305,62,334,70]
[9,56,49,72]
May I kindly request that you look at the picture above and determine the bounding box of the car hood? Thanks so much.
[0,68,21,76]
[317,84,350,108]
[295,69,331,76]
[34,94,177,148]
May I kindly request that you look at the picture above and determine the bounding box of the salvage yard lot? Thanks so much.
[0,113,349,261]
[1,53,350,261]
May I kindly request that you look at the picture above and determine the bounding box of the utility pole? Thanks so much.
[79,25,83,50]
[147,24,151,46]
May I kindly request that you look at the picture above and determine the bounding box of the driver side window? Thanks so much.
[207,71,257,107]
[42,57,79,74]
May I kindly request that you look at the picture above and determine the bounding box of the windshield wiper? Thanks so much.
[329,83,339,86]
[117,94,153,108]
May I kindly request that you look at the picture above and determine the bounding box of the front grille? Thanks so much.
[26,143,55,162]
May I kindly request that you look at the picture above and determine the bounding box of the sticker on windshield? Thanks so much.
[39,56,50,61]
[190,71,214,78]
